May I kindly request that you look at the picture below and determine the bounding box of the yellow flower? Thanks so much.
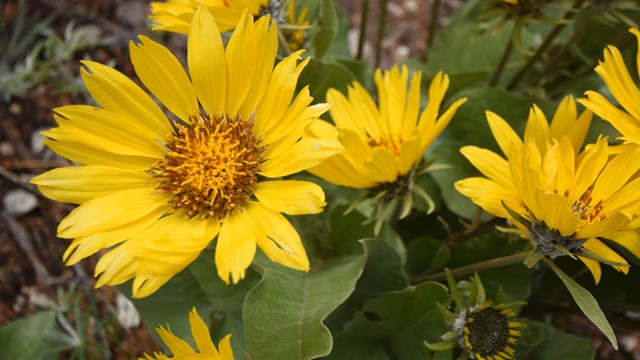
[307,66,466,229]
[141,307,233,360]
[31,9,340,297]
[150,0,272,33]
[283,0,309,52]
[580,28,640,145]
[455,97,640,283]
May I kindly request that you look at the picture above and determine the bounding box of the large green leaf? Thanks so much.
[0,310,72,360]
[127,249,259,355]
[328,282,450,360]
[312,0,338,59]
[243,253,367,360]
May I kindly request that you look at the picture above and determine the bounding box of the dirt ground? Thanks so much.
[1,0,638,359]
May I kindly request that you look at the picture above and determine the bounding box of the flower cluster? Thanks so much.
[28,0,640,358]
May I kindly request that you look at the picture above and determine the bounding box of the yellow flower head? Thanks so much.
[308,65,466,189]
[150,0,274,33]
[307,65,465,231]
[32,8,341,297]
[141,307,233,360]
[456,97,640,283]
[580,28,640,145]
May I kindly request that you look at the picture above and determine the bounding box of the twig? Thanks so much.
[374,0,389,68]
[424,0,442,62]
[412,251,530,284]
[506,0,587,91]
[356,0,370,60]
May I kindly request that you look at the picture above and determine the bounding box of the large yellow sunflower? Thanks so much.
[141,307,233,360]
[306,65,466,229]
[455,97,640,283]
[580,28,640,144]
[31,8,340,298]
[150,0,272,34]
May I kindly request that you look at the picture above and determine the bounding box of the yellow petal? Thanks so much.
[523,104,550,153]
[80,61,173,138]
[533,189,583,237]
[42,138,155,170]
[582,237,628,275]
[31,165,156,204]
[130,35,198,121]
[250,202,310,271]
[254,180,326,215]
[188,7,226,115]
[591,146,640,204]
[156,325,194,355]
[63,206,168,265]
[569,138,608,200]
[307,154,375,189]
[216,211,258,284]
[579,92,640,142]
[260,137,342,178]
[225,11,257,115]
[49,106,166,158]
[454,177,524,219]
[576,213,630,239]
[578,256,602,284]
[460,146,513,189]
[366,147,399,183]
[486,111,522,158]
[58,188,169,238]
[217,334,234,360]
[238,15,278,118]
[605,229,640,260]
[189,308,219,356]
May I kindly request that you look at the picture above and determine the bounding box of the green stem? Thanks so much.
[412,251,530,284]
[356,0,370,61]
[536,24,586,87]
[375,0,389,68]
[506,0,586,91]
[424,0,442,62]
[489,33,514,87]
[277,27,292,56]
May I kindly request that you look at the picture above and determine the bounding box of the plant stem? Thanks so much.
[506,0,587,91]
[356,0,370,61]
[375,0,389,68]
[489,34,514,87]
[424,0,442,62]
[412,251,530,284]
[277,28,292,56]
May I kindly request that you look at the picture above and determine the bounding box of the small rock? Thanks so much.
[116,293,141,329]
[31,128,47,154]
[3,189,38,216]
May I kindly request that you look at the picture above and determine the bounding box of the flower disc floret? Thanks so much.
[153,113,264,219]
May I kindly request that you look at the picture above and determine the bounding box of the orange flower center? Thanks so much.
[571,191,604,224]
[367,135,403,157]
[152,113,265,219]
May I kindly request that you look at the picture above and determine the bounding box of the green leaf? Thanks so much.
[515,319,596,360]
[332,282,451,360]
[243,253,367,360]
[313,0,338,59]
[127,249,259,353]
[544,259,618,350]
[298,58,358,103]
[0,310,71,360]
